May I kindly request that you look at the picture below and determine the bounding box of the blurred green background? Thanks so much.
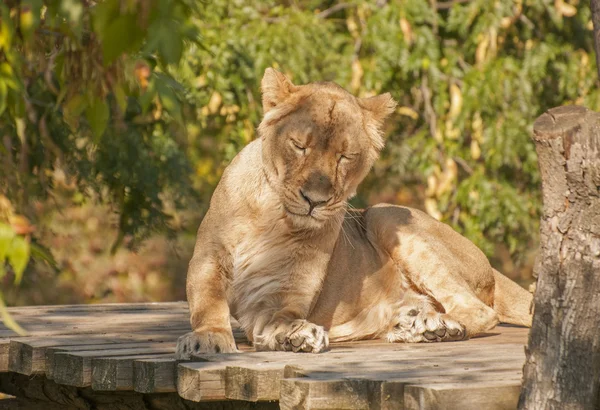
[0,0,597,312]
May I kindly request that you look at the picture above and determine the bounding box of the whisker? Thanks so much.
[340,223,355,250]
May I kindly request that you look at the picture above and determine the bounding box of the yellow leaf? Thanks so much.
[436,158,457,197]
[397,106,418,120]
[351,59,363,92]
[207,92,222,115]
[449,84,462,119]
[424,198,442,221]
[399,18,413,45]
[476,34,489,65]
[425,175,437,197]
[555,0,577,17]
[472,112,483,143]
[471,140,481,160]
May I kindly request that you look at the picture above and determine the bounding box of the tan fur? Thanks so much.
[175,69,533,358]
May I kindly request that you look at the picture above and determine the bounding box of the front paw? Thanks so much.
[175,329,238,360]
[257,320,329,353]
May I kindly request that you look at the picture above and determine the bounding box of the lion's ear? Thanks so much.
[261,68,297,113]
[359,93,397,123]
[359,93,397,153]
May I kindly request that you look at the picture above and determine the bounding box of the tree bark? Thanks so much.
[592,0,600,81]
[518,105,600,410]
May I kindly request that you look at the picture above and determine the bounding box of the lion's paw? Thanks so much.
[257,320,329,353]
[387,306,466,343]
[175,330,238,360]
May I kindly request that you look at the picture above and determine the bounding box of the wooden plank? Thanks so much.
[5,301,188,315]
[9,336,120,375]
[178,361,229,402]
[279,371,523,410]
[91,354,173,391]
[0,313,191,338]
[51,343,176,387]
[225,363,285,402]
[8,329,186,375]
[279,378,383,410]
[403,381,521,410]
[0,344,8,372]
[133,357,178,393]
[44,340,178,380]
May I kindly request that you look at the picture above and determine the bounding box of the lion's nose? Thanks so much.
[300,190,331,212]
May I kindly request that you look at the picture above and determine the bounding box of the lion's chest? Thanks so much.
[228,221,298,323]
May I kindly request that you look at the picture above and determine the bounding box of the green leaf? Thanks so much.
[139,80,156,114]
[113,83,128,114]
[0,7,14,51]
[148,20,183,65]
[0,291,26,335]
[19,0,43,42]
[100,14,145,64]
[0,80,6,116]
[63,93,87,131]
[85,96,110,141]
[7,235,29,285]
[0,223,15,263]
[30,241,58,271]
[156,81,181,118]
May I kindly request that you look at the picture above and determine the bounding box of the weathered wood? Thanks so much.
[178,361,229,402]
[9,330,185,375]
[225,364,284,402]
[133,357,178,393]
[279,366,523,409]
[91,354,173,391]
[279,378,383,410]
[519,105,600,410]
[0,372,279,410]
[1,303,533,408]
[405,381,521,410]
[51,344,176,387]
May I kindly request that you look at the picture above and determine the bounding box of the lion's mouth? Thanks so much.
[284,206,312,218]
[283,205,328,222]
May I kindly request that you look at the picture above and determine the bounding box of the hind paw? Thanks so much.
[387,305,466,343]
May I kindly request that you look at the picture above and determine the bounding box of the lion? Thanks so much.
[175,68,532,357]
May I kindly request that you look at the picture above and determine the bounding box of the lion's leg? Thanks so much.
[252,288,330,353]
[175,251,238,359]
[365,207,499,339]
[251,255,332,353]
[390,245,499,338]
[387,289,466,343]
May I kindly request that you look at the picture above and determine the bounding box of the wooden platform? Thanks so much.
[0,302,528,409]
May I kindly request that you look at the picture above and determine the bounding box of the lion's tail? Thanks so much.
[492,269,533,327]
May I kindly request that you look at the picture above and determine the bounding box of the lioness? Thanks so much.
[175,68,532,357]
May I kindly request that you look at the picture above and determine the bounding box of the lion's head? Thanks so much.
[258,68,396,228]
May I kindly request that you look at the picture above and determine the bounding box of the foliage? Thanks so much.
[0,0,197,250]
[0,195,31,333]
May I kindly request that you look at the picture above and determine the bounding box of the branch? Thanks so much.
[317,3,355,19]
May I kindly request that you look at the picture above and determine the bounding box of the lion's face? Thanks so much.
[258,69,396,228]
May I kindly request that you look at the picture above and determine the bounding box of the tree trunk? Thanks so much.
[518,105,600,410]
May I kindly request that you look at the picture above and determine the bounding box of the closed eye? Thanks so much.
[291,140,306,154]
[338,153,358,163]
